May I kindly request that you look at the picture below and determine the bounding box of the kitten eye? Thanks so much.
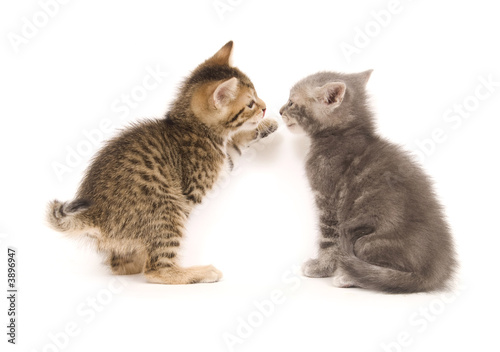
[287,100,294,107]
[247,100,255,108]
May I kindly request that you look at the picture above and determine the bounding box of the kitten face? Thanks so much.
[196,77,267,133]
[279,91,307,134]
[280,70,372,135]
[189,41,266,135]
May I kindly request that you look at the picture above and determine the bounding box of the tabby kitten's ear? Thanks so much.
[213,77,239,109]
[206,40,234,66]
[314,82,346,109]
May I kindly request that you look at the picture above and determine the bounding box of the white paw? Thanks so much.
[332,269,356,288]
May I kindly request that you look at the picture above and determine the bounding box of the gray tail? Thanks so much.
[46,199,91,233]
[339,234,428,294]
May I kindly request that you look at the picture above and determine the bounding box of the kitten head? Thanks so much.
[172,41,266,136]
[280,70,373,136]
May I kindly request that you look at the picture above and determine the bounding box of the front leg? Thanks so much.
[226,119,278,169]
[302,212,341,278]
[140,200,223,285]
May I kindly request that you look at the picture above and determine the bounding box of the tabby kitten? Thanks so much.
[47,41,277,284]
[280,70,456,293]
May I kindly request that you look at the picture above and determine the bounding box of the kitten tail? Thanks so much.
[46,199,91,233]
[339,236,430,294]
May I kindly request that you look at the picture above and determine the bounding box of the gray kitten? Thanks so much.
[280,70,456,293]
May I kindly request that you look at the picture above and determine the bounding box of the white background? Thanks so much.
[1,0,499,351]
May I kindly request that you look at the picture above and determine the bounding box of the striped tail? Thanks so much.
[46,199,91,233]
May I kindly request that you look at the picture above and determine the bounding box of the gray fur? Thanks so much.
[280,71,457,293]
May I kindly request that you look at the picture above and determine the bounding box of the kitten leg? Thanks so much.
[302,214,341,278]
[144,244,223,284]
[145,265,223,285]
[142,220,222,284]
[302,238,339,277]
[226,119,278,168]
[331,266,357,288]
[254,118,279,140]
[108,250,146,275]
[353,233,411,273]
[302,258,336,278]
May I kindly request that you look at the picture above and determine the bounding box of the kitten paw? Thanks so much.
[144,265,223,285]
[302,259,332,278]
[198,265,223,283]
[256,119,278,139]
[332,269,356,288]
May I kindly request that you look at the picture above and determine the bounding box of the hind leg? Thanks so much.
[332,266,357,288]
[107,250,146,275]
[353,234,411,272]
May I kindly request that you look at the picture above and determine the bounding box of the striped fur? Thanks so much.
[46,41,277,284]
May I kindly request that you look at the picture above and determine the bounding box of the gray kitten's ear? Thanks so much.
[213,77,239,109]
[358,69,373,86]
[314,82,346,108]
[206,41,234,66]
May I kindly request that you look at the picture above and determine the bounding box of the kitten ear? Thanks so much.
[206,41,234,66]
[213,77,239,109]
[314,82,346,108]
[358,69,373,86]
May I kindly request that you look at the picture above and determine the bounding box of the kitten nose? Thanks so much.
[279,105,284,115]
